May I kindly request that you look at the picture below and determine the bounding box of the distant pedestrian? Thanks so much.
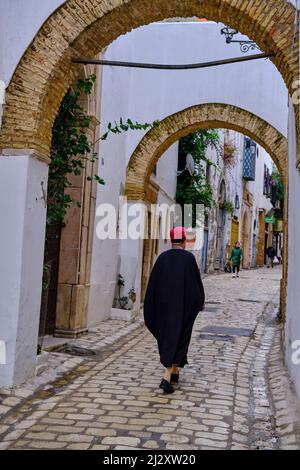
[144,227,205,394]
[266,246,276,268]
[230,242,243,278]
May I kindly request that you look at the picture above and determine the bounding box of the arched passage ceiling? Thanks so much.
[0,0,297,160]
[125,103,288,200]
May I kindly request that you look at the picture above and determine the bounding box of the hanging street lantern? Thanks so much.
[221,27,260,53]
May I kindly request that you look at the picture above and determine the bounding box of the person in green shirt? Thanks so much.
[230,242,243,278]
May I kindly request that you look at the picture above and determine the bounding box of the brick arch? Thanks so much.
[0,0,298,159]
[125,103,288,200]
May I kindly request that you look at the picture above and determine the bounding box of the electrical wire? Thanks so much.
[73,52,274,70]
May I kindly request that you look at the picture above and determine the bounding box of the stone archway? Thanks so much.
[0,0,298,160]
[125,103,288,199]
[125,102,289,316]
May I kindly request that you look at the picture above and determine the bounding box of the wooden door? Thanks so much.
[231,219,239,250]
[257,212,265,267]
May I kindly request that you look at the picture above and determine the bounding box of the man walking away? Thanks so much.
[144,227,205,394]
[230,242,243,278]
[266,245,276,268]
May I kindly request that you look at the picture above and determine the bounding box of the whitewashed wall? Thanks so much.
[0,1,65,86]
[245,145,273,266]
[152,143,179,259]
[0,156,48,387]
[256,151,274,214]
[99,22,288,151]
[88,138,178,325]
[203,130,243,271]
[286,101,300,402]
[223,131,244,251]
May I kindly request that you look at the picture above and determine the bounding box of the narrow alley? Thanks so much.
[0,267,299,451]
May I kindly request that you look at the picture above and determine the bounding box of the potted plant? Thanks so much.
[111,274,139,321]
[223,139,237,167]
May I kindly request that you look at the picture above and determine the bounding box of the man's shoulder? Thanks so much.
[158,249,193,259]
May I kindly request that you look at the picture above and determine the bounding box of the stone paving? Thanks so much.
[0,266,300,450]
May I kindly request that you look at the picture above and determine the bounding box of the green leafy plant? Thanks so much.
[42,262,52,293]
[128,287,137,304]
[99,118,159,143]
[178,129,220,165]
[115,274,136,310]
[222,200,235,214]
[176,129,220,225]
[176,176,215,208]
[270,168,284,203]
[270,167,284,219]
[48,75,158,226]
[48,75,98,225]
[223,140,237,167]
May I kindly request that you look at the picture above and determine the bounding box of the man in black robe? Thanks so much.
[144,227,205,393]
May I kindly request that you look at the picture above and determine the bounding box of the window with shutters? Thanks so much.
[243,137,257,181]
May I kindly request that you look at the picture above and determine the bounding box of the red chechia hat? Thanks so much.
[170,227,187,240]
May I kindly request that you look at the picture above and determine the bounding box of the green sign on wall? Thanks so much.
[265,216,275,224]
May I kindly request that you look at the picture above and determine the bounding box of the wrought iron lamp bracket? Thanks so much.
[221,27,260,53]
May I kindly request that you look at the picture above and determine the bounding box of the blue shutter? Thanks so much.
[243,138,257,181]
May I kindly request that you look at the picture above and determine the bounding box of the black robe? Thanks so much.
[144,248,205,368]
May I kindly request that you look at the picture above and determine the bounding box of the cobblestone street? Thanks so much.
[0,267,300,450]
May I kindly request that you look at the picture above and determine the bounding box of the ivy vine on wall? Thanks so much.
[40,75,158,328]
[176,129,220,224]
[48,74,157,225]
